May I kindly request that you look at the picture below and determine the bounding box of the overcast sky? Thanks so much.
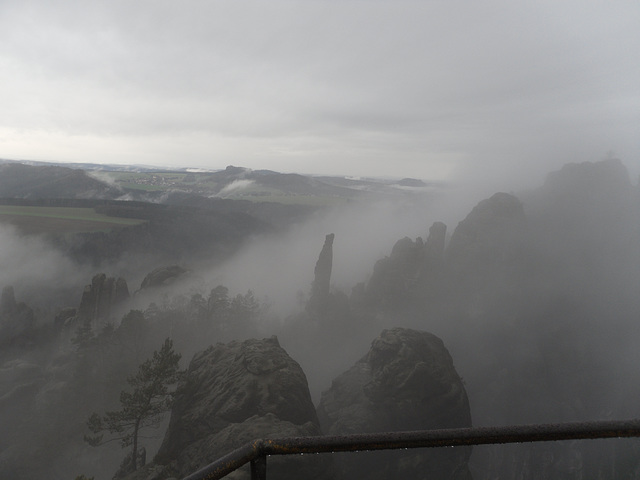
[1,1,638,188]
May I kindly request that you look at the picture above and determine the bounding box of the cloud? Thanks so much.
[217,179,255,197]
[0,1,638,182]
[0,224,87,297]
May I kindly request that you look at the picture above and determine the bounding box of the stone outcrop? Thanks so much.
[317,328,472,480]
[307,233,334,313]
[153,336,331,479]
[446,192,525,269]
[364,221,447,312]
[424,221,447,264]
[527,158,637,276]
[541,158,633,209]
[445,192,526,308]
[139,265,188,291]
[77,274,130,325]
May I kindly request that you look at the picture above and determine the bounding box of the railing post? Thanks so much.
[250,454,266,480]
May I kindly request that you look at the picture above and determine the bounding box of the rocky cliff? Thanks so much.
[353,159,640,478]
[364,220,448,314]
[318,328,473,480]
[144,336,331,480]
[307,233,335,314]
[138,265,188,291]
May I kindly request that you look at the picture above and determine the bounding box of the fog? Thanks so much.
[0,224,93,310]
[194,197,434,317]
[2,158,640,478]
[3,1,639,180]
[1,0,639,475]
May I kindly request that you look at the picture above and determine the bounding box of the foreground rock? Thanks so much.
[143,336,331,480]
[317,328,473,480]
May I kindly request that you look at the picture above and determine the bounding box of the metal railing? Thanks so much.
[182,419,640,480]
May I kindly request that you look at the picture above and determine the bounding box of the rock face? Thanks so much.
[541,158,633,210]
[317,328,472,480]
[446,192,526,270]
[307,233,334,313]
[365,222,447,312]
[77,273,130,326]
[445,192,527,312]
[153,336,331,479]
[424,221,447,264]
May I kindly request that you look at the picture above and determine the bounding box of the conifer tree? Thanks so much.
[84,338,182,473]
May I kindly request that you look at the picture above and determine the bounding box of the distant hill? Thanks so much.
[0,160,438,206]
[0,163,121,199]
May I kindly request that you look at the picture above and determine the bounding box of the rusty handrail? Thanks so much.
[182,419,640,480]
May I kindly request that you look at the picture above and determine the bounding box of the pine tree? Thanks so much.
[84,338,182,473]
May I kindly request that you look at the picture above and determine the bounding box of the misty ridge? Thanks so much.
[1,158,640,479]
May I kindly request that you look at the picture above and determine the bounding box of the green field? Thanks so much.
[0,205,146,234]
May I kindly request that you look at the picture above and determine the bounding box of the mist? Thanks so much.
[191,197,432,316]
[1,0,639,475]
[0,224,94,310]
[2,158,640,479]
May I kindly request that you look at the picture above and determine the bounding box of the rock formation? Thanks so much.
[77,273,130,326]
[444,192,527,313]
[307,233,334,314]
[151,336,331,479]
[364,236,422,312]
[364,221,447,313]
[139,265,188,291]
[424,220,447,264]
[446,192,525,269]
[317,328,472,480]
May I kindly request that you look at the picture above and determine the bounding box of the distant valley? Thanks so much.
[0,159,437,207]
[1,157,639,479]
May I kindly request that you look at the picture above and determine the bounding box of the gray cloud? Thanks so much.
[0,0,638,183]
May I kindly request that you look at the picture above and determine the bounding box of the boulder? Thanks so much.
[317,328,472,480]
[154,336,331,479]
